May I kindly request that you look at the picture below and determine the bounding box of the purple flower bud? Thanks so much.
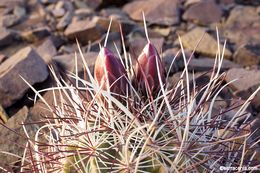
[135,42,166,94]
[94,47,127,95]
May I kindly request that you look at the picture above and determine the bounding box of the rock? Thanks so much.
[0,0,25,8]
[0,14,21,28]
[184,0,201,7]
[0,106,29,168]
[183,1,222,25]
[0,47,48,108]
[47,34,65,48]
[249,118,260,145]
[162,48,190,74]
[13,5,26,19]
[168,71,194,88]
[89,32,122,54]
[28,89,68,123]
[0,7,12,16]
[51,1,66,18]
[92,16,136,35]
[0,54,7,64]
[152,27,171,37]
[58,45,75,54]
[233,44,260,66]
[128,27,162,40]
[56,11,73,30]
[40,0,57,4]
[37,38,57,63]
[163,48,237,75]
[224,6,260,47]
[123,0,180,25]
[84,0,102,9]
[0,104,8,123]
[0,42,30,57]
[73,0,102,10]
[93,16,121,32]
[100,7,129,19]
[0,27,14,47]
[188,57,240,72]
[218,0,235,10]
[235,0,260,5]
[75,8,94,18]
[0,89,69,169]
[100,0,128,7]
[64,19,104,44]
[63,0,74,12]
[12,12,45,31]
[178,27,232,59]
[21,26,51,42]
[53,51,98,73]
[52,8,65,18]
[226,68,260,106]
[226,68,260,92]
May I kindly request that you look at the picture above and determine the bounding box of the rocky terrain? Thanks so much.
[0,0,259,169]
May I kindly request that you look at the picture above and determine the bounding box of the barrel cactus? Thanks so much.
[16,20,259,173]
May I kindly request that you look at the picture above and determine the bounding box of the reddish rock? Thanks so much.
[56,11,73,30]
[0,14,21,28]
[183,1,222,25]
[85,0,102,9]
[0,27,14,47]
[21,26,51,42]
[75,8,94,18]
[93,16,121,32]
[123,0,180,25]
[178,27,232,59]
[40,0,57,4]
[52,51,98,73]
[152,27,171,37]
[226,68,260,110]
[52,8,65,18]
[89,32,122,54]
[249,118,260,144]
[188,57,240,72]
[37,38,57,63]
[0,0,25,8]
[0,54,7,64]
[233,44,260,66]
[218,0,235,9]
[162,49,238,74]
[0,106,29,168]
[224,6,260,47]
[93,16,136,35]
[64,19,104,44]
[235,0,260,5]
[29,90,64,121]
[226,68,260,92]
[162,48,191,74]
[0,47,48,108]
[100,7,129,19]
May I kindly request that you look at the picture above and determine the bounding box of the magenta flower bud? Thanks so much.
[94,47,127,95]
[135,42,166,94]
